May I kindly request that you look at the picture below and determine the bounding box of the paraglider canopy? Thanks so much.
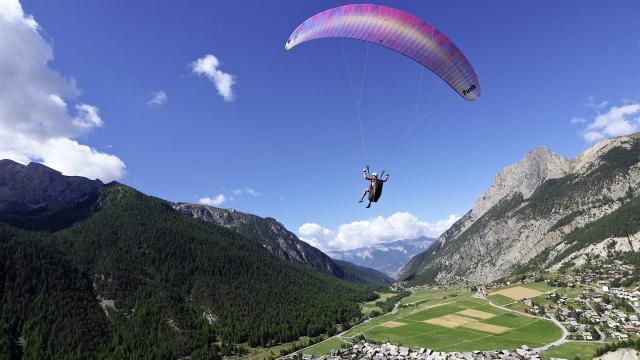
[285,4,480,101]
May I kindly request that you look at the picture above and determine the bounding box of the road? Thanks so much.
[584,300,607,343]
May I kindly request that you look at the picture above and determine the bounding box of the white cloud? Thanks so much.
[198,194,226,207]
[583,96,609,109]
[73,104,104,129]
[580,103,640,142]
[147,90,168,106]
[191,54,236,102]
[0,0,125,182]
[583,131,605,143]
[298,223,334,249]
[569,116,586,124]
[298,212,459,252]
[231,187,261,196]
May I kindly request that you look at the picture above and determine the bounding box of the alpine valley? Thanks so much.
[2,133,640,359]
[0,160,389,358]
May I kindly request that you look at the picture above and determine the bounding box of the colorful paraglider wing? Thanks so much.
[285,4,480,101]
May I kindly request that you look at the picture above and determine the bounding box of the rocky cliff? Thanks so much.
[398,133,640,285]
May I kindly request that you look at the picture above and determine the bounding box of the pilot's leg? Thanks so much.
[359,189,369,203]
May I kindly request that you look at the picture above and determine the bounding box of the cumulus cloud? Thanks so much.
[298,223,334,249]
[191,54,236,102]
[198,194,226,207]
[298,212,459,252]
[0,0,125,182]
[580,103,640,142]
[147,90,168,106]
[231,187,261,197]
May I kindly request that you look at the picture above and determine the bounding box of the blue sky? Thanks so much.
[3,0,639,250]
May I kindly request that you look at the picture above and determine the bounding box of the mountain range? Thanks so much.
[174,203,394,285]
[327,236,436,277]
[398,133,640,285]
[2,132,639,358]
[0,159,387,358]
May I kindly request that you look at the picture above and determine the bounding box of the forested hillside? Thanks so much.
[0,183,378,359]
[174,203,393,285]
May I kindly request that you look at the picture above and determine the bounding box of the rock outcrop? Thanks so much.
[398,133,640,284]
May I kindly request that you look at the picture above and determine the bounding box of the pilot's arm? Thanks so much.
[381,174,390,182]
[363,168,371,180]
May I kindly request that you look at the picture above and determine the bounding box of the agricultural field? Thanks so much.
[556,285,587,298]
[239,337,312,359]
[302,338,348,356]
[521,282,555,293]
[540,342,601,360]
[487,293,515,306]
[340,288,562,352]
[490,285,544,300]
[400,287,471,306]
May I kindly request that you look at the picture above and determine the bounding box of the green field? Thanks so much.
[506,302,528,313]
[557,285,586,298]
[531,294,552,307]
[522,282,555,293]
[400,288,471,306]
[342,289,562,352]
[540,342,601,360]
[362,292,395,315]
[240,337,312,359]
[488,293,515,306]
[302,338,348,356]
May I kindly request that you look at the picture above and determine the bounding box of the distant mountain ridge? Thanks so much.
[398,133,640,285]
[0,159,102,214]
[328,236,436,277]
[0,160,391,285]
[174,203,394,285]
[0,159,103,231]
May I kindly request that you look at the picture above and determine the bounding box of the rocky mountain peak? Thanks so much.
[398,132,640,285]
[472,146,569,219]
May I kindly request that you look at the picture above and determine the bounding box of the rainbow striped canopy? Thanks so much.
[286,4,480,101]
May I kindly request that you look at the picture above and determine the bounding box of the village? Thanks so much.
[510,260,640,343]
[290,258,640,360]
[287,341,542,360]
